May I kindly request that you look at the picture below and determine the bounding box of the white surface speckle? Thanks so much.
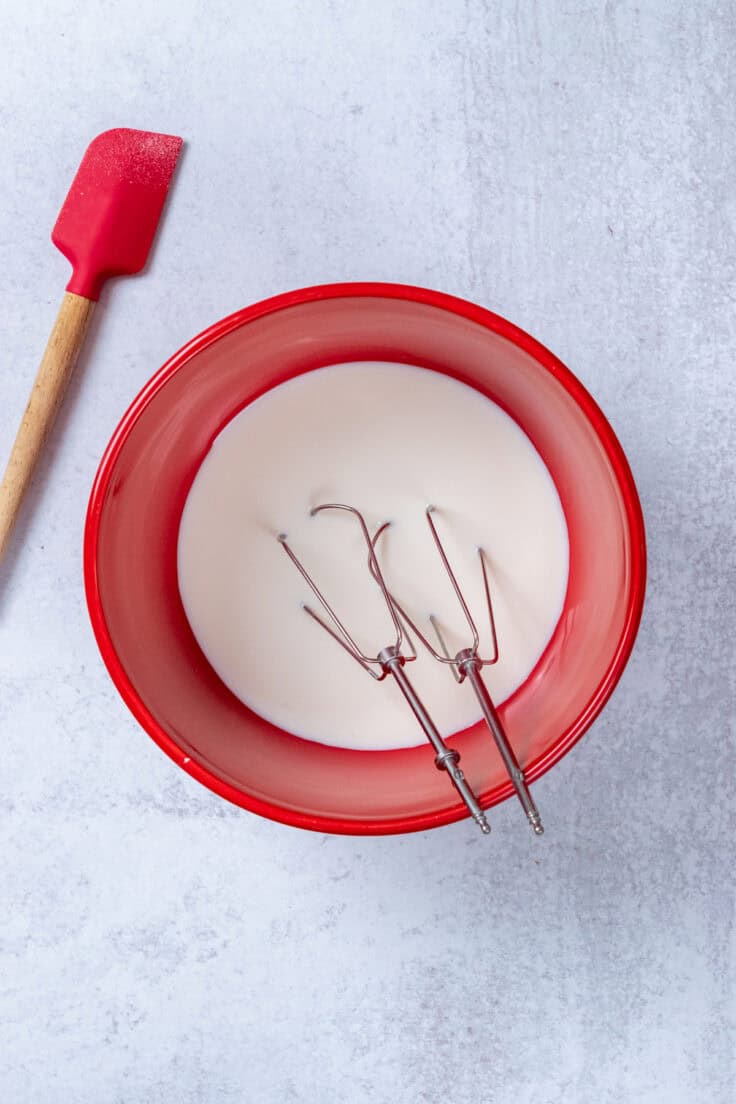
[0,2,734,1102]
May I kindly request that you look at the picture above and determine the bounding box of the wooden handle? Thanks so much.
[0,292,95,564]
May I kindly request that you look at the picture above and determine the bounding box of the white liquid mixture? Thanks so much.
[177,362,569,750]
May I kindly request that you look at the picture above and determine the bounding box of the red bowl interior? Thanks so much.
[85,283,646,834]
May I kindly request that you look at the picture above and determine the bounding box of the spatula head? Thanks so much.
[52,128,183,301]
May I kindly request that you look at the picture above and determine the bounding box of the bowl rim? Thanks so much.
[84,281,647,834]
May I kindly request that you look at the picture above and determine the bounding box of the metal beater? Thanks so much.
[373,506,544,835]
[278,504,491,834]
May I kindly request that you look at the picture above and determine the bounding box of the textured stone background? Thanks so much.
[1,2,734,1101]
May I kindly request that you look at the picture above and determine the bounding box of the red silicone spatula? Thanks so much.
[0,127,182,564]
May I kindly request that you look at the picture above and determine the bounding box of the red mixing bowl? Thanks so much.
[84,283,646,834]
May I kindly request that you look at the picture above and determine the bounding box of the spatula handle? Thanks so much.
[0,292,95,564]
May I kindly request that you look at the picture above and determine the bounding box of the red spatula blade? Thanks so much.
[51,128,183,301]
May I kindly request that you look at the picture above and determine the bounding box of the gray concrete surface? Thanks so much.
[1,1,734,1101]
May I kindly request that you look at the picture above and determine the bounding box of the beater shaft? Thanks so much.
[458,652,543,835]
[378,646,490,834]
